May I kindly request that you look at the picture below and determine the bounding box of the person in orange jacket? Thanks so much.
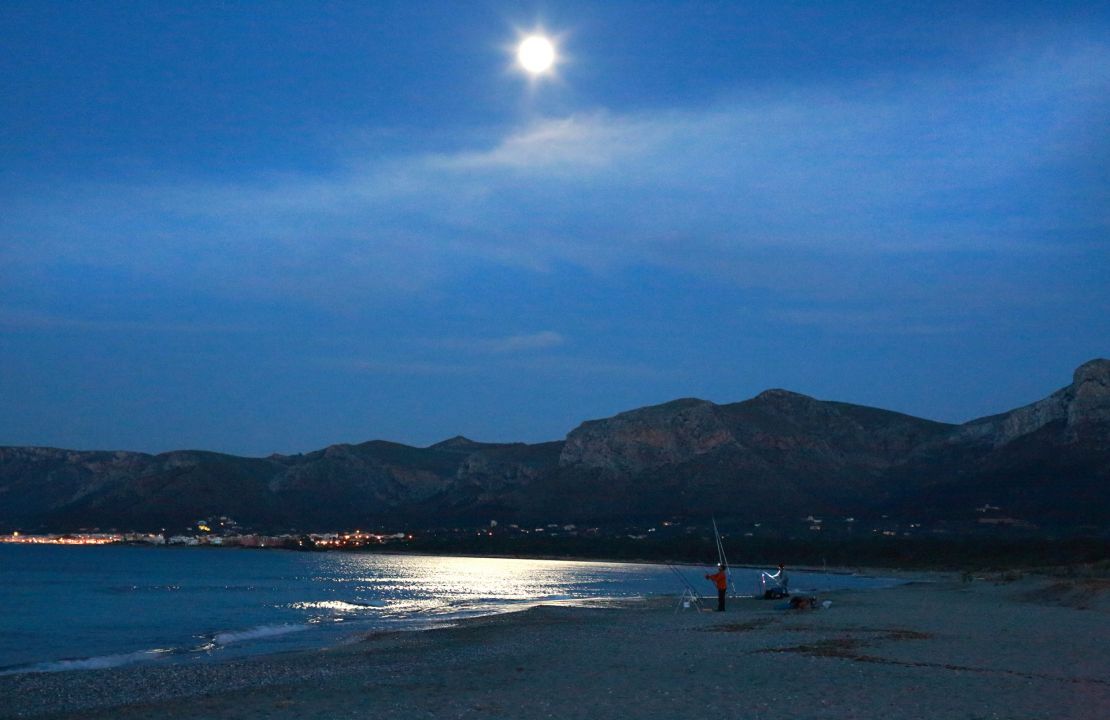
[705,563,728,611]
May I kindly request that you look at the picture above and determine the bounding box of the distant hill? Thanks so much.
[1,360,1107,533]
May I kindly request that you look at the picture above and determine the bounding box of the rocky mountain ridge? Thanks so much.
[1,360,1107,532]
[956,359,1110,446]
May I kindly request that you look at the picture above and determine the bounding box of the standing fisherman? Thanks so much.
[705,563,728,611]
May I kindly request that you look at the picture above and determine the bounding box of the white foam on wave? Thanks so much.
[212,624,311,646]
[0,648,173,676]
[2,624,315,675]
[289,599,388,612]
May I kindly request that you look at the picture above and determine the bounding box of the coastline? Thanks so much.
[0,546,905,680]
[4,572,1107,720]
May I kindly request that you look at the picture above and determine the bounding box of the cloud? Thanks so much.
[481,330,566,354]
[0,307,251,335]
[767,306,973,337]
[317,340,663,379]
[437,116,653,172]
[431,330,566,354]
[2,41,1106,310]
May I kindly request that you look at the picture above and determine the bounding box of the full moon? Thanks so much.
[518,35,555,74]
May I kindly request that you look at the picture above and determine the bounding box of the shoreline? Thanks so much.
[0,581,901,680]
[0,556,902,680]
[4,572,1108,719]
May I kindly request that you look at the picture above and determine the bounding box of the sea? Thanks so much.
[0,544,899,675]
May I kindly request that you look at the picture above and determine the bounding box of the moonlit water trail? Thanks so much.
[0,545,898,675]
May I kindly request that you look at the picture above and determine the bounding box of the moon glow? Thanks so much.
[518,35,555,74]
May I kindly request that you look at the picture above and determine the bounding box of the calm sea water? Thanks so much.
[0,544,897,675]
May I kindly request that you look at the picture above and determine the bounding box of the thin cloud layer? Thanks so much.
[2,43,1106,313]
[465,331,566,354]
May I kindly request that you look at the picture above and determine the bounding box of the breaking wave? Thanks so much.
[0,625,314,675]
[211,624,311,646]
[0,648,174,675]
[288,599,387,612]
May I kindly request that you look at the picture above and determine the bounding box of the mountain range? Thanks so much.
[2,359,1107,534]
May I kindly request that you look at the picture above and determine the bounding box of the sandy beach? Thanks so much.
[4,572,1107,720]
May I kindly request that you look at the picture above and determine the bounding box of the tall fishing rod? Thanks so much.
[711,517,737,596]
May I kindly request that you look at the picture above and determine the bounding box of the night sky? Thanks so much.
[2,1,1107,456]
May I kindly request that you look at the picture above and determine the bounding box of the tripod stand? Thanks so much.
[669,565,705,612]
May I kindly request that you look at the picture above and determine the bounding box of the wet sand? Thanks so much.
[4,573,1108,720]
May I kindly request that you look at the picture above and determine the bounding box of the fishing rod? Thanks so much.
[711,517,725,564]
[666,563,701,599]
[667,563,704,612]
[667,563,701,596]
[711,517,737,596]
